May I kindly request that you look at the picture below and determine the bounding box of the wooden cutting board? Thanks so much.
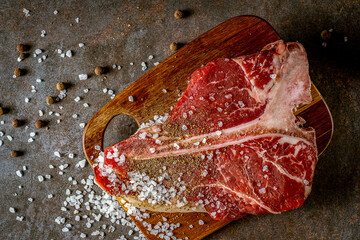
[82,16,333,240]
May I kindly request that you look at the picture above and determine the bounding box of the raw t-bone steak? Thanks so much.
[94,40,318,221]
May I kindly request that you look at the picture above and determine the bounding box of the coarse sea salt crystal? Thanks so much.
[30,132,36,137]
[66,50,72,58]
[79,123,85,128]
[16,170,23,177]
[76,159,86,168]
[79,43,84,48]
[54,151,61,157]
[7,135,13,141]
[198,220,204,225]
[128,96,134,102]
[36,78,42,83]
[259,188,266,194]
[78,74,87,80]
[38,176,44,182]
[53,10,58,15]
[35,49,42,55]
[74,96,81,102]
[28,138,34,143]
[9,207,16,213]
[23,8,30,17]
[25,98,30,103]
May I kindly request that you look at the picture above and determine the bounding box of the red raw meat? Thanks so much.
[93,40,318,221]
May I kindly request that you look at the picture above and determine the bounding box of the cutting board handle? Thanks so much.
[82,96,139,166]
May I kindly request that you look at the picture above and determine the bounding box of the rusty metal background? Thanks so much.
[0,0,359,239]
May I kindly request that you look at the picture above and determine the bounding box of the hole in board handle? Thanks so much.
[103,114,139,149]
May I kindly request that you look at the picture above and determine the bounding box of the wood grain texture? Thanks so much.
[82,16,333,240]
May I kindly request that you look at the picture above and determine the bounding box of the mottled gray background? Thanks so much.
[0,0,359,239]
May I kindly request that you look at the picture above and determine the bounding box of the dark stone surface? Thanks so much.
[0,0,359,239]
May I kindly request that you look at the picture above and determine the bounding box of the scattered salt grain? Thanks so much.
[54,151,61,157]
[344,36,348,42]
[128,96,134,102]
[79,123,85,128]
[25,98,30,103]
[215,130,222,136]
[154,62,159,66]
[39,110,44,116]
[16,170,23,177]
[28,198,33,202]
[49,165,54,169]
[66,50,72,58]
[35,49,42,55]
[83,89,89,93]
[36,78,42,83]
[148,55,154,60]
[130,62,134,66]
[7,135,13,141]
[69,153,74,159]
[22,166,27,171]
[103,88,108,93]
[78,74,87,80]
[198,220,204,225]
[53,10,58,15]
[75,17,80,23]
[72,114,78,119]
[149,148,155,153]
[41,30,46,37]
[28,138,34,143]
[79,43,85,48]
[270,74,277,79]
[259,188,266,194]
[76,159,87,168]
[74,96,81,102]
[48,194,53,199]
[9,207,16,213]
[162,89,167,93]
[16,216,24,221]
[23,8,30,17]
[38,176,44,182]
